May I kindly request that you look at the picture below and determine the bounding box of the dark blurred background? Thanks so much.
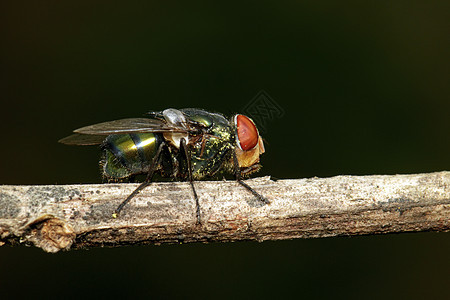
[1,1,449,299]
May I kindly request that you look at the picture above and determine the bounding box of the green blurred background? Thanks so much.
[1,1,449,299]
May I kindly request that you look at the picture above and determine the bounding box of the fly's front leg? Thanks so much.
[233,151,270,205]
[180,138,201,224]
[112,142,166,218]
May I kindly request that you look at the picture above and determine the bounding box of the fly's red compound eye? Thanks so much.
[235,114,259,151]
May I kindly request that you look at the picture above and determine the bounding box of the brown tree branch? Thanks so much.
[1,171,449,253]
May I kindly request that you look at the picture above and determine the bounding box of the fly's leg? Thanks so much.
[233,151,270,205]
[180,138,201,224]
[112,142,165,218]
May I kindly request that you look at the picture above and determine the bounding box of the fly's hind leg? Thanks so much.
[180,138,201,224]
[112,142,166,218]
[233,151,270,205]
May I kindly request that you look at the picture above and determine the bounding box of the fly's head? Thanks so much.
[233,114,265,175]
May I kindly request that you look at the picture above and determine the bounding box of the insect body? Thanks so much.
[59,108,268,223]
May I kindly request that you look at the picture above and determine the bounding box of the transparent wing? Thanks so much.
[58,133,106,145]
[72,118,189,135]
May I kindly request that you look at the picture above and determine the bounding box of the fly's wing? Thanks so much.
[74,118,189,135]
[58,133,106,145]
[59,118,190,145]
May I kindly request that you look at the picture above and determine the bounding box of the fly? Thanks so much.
[59,108,268,223]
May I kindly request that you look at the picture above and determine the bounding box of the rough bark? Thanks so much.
[1,171,449,253]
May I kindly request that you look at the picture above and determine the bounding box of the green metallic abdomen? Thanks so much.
[102,133,162,179]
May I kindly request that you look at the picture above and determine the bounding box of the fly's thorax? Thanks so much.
[101,133,162,179]
[181,109,235,178]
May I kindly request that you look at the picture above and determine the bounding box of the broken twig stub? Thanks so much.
[1,171,449,252]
